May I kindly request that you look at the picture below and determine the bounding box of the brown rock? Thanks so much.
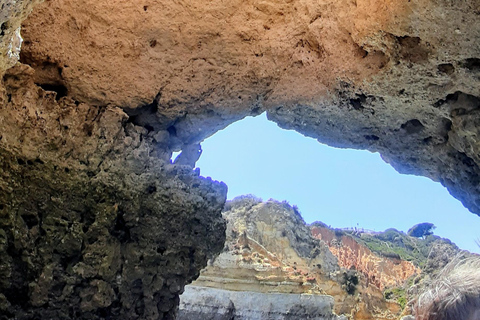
[311,226,420,291]
[188,197,405,319]
[19,0,480,216]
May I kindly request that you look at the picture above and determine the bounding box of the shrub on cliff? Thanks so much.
[310,221,329,228]
[407,223,436,238]
[341,270,359,295]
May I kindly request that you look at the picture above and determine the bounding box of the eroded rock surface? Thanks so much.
[311,226,420,291]
[182,197,474,319]
[0,0,40,74]
[0,0,479,318]
[19,0,480,216]
[0,65,227,319]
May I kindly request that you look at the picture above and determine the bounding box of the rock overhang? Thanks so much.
[21,0,479,213]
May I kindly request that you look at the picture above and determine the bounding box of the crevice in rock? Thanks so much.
[110,211,131,244]
[437,63,455,75]
[401,119,424,134]
[349,94,367,111]
[461,58,480,72]
[37,83,68,100]
[395,35,430,63]
[0,22,8,37]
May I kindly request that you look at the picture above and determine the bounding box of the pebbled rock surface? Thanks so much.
[19,0,480,216]
[0,65,227,319]
[179,286,342,320]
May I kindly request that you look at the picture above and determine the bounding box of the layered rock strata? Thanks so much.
[182,197,408,320]
[179,286,343,320]
[311,226,420,291]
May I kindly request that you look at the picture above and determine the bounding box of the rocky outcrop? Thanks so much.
[311,226,420,291]
[179,286,343,320]
[19,0,480,217]
[0,0,41,74]
[182,196,407,320]
[0,65,227,319]
[180,197,473,319]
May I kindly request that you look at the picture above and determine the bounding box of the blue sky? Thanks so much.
[192,113,480,254]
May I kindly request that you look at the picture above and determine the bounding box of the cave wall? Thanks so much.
[0,65,227,319]
[0,0,41,74]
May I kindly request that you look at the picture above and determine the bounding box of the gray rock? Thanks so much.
[179,286,342,320]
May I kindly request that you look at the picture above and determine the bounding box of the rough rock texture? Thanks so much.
[0,0,480,318]
[179,286,343,320]
[185,197,405,320]
[0,65,227,319]
[19,0,480,217]
[311,226,420,291]
[0,0,40,74]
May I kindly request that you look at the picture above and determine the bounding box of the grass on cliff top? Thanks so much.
[339,228,456,269]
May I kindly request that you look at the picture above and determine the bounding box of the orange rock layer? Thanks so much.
[312,226,420,291]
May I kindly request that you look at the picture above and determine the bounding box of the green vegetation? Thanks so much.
[344,227,453,268]
[341,270,359,295]
[309,221,463,311]
[310,221,329,228]
[384,287,408,310]
[407,222,436,238]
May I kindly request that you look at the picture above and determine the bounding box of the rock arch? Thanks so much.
[0,0,479,318]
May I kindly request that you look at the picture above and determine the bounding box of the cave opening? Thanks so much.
[184,113,480,253]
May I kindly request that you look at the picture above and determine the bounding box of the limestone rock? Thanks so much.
[0,65,227,319]
[174,143,202,167]
[0,0,40,74]
[179,286,340,320]
[18,0,480,217]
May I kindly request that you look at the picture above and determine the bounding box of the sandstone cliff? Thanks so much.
[181,196,419,320]
[311,226,420,291]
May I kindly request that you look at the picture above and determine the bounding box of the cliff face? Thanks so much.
[179,197,469,319]
[179,286,343,320]
[311,227,420,291]
[181,197,412,320]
